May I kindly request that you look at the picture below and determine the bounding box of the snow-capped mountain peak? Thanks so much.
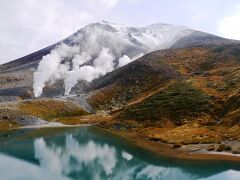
[68,21,193,55]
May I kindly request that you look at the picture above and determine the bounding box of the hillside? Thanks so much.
[0,43,239,154]
[87,44,240,145]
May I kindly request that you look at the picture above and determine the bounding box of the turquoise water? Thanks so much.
[0,126,239,180]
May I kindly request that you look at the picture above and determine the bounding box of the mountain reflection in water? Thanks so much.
[0,126,239,180]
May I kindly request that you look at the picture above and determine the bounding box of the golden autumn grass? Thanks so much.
[18,98,88,123]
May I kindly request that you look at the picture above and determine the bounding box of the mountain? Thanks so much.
[0,21,238,99]
[0,21,236,72]
[0,21,239,151]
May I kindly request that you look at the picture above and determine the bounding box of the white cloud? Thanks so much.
[218,7,240,40]
[96,0,120,8]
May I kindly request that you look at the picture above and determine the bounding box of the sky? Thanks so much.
[0,0,240,64]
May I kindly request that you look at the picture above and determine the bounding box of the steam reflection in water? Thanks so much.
[0,127,240,180]
[34,135,117,176]
[33,134,191,180]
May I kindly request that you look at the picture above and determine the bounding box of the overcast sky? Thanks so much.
[0,0,240,64]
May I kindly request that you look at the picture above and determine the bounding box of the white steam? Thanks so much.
[33,43,120,97]
[64,48,115,95]
[118,53,144,68]
[33,22,191,97]
[33,42,136,97]
[118,55,132,68]
[33,44,79,97]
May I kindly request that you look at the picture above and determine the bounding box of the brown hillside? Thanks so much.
[88,44,240,129]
